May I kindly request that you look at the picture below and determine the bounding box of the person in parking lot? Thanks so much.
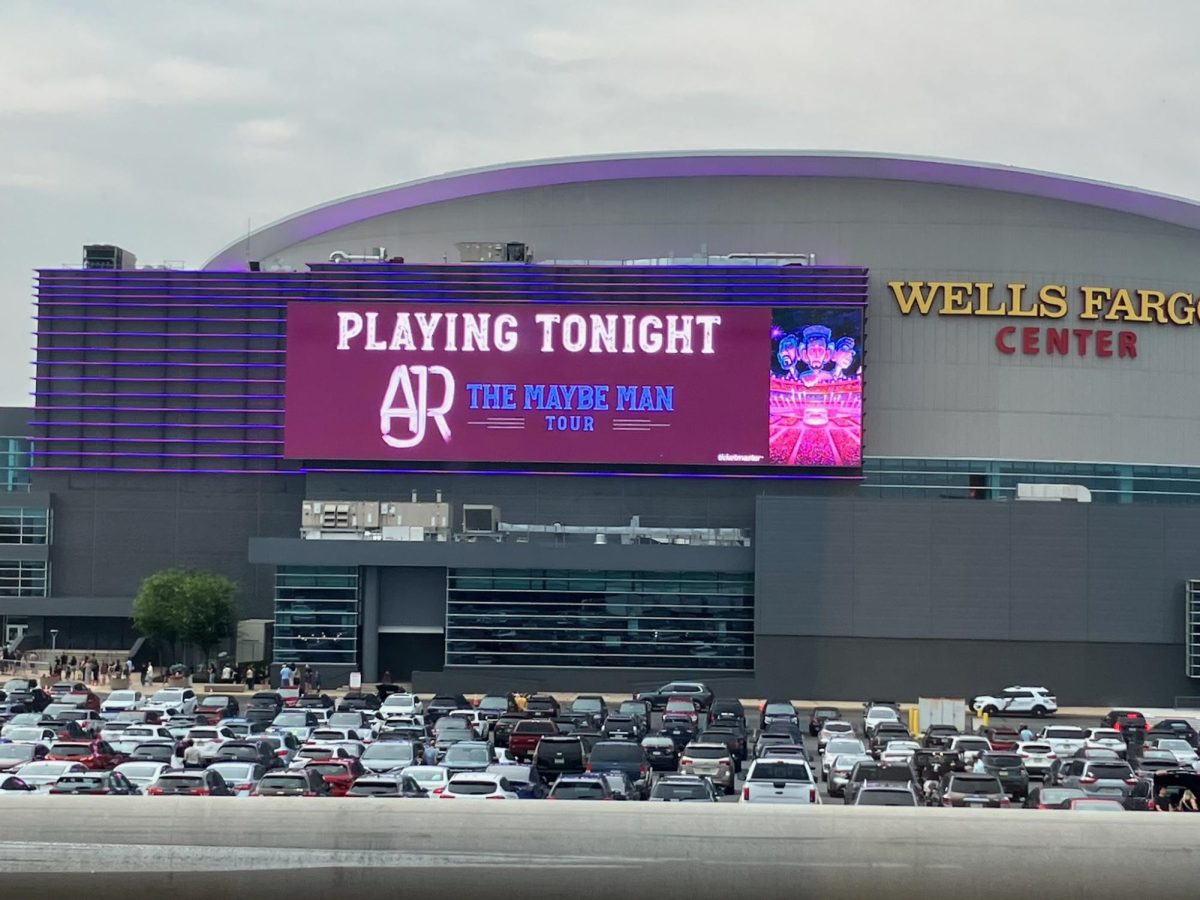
[245,665,257,690]
[1019,723,1033,743]
[280,664,293,688]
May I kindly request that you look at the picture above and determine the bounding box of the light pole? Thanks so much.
[49,629,58,652]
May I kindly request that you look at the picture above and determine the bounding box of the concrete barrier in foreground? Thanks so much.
[0,798,1196,899]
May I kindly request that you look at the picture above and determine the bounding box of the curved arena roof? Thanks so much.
[203,151,1200,271]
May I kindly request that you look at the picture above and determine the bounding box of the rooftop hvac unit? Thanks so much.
[83,244,137,270]
[456,242,530,263]
[301,500,380,530]
[328,247,388,263]
[463,504,500,533]
[379,501,450,531]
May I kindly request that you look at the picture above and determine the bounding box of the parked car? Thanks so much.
[634,682,713,712]
[380,693,424,717]
[970,686,1057,718]
[1084,728,1127,757]
[400,765,450,795]
[841,761,917,804]
[740,757,818,804]
[534,736,586,781]
[337,692,381,713]
[641,734,680,772]
[45,740,124,770]
[921,724,961,749]
[359,740,418,773]
[425,694,470,723]
[759,701,799,732]
[491,713,529,750]
[507,719,559,762]
[1100,709,1147,732]
[600,714,642,742]
[649,774,719,802]
[817,720,856,753]
[245,692,285,716]
[979,726,1022,752]
[827,750,873,798]
[854,782,920,806]
[977,752,1030,800]
[934,772,1009,808]
[863,706,902,737]
[207,762,268,796]
[442,741,493,777]
[485,763,544,799]
[808,706,841,737]
[147,769,234,796]
[1058,758,1138,799]
[145,689,197,717]
[1023,785,1087,809]
[438,772,517,800]
[1016,741,1058,777]
[305,758,367,796]
[253,768,329,797]
[112,761,172,791]
[947,735,992,766]
[522,695,561,719]
[346,773,429,798]
[568,696,607,729]
[546,773,614,800]
[1149,738,1200,770]
[49,770,139,795]
[1146,719,1199,746]
[214,739,282,771]
[100,690,145,717]
[1133,750,1181,778]
[708,698,747,729]
[585,741,650,799]
[14,760,89,791]
[678,742,736,795]
[821,737,868,781]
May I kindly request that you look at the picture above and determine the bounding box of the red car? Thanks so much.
[303,758,366,797]
[981,726,1021,751]
[63,688,101,713]
[45,740,125,770]
[664,697,700,724]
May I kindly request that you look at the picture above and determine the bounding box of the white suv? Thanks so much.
[970,686,1057,718]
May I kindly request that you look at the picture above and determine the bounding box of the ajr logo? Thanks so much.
[379,365,455,449]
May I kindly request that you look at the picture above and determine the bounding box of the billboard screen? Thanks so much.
[284,301,863,472]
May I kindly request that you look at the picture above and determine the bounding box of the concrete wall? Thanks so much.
[754,496,1196,646]
[265,175,1200,467]
[34,471,305,620]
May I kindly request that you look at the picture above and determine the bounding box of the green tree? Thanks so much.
[132,568,238,666]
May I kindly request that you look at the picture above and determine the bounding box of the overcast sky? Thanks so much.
[2,0,1198,406]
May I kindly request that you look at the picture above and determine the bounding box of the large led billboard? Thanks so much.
[284,301,864,473]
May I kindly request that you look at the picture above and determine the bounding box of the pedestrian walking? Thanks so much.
[1018,723,1033,743]
[245,665,257,691]
[279,663,293,688]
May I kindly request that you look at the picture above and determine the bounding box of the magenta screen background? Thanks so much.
[283,301,791,467]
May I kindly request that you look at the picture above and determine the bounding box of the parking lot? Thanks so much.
[4,674,1199,813]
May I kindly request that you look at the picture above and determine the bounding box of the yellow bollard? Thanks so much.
[908,706,920,737]
[980,711,989,727]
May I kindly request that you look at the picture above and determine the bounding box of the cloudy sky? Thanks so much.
[2,0,1197,405]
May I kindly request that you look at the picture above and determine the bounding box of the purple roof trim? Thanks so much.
[202,151,1200,271]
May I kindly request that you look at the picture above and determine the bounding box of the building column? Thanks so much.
[360,566,380,683]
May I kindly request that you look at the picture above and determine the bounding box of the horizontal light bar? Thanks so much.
[38,360,282,369]
[37,436,283,445]
[34,346,286,355]
[35,376,284,383]
[32,420,284,429]
[34,405,282,414]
